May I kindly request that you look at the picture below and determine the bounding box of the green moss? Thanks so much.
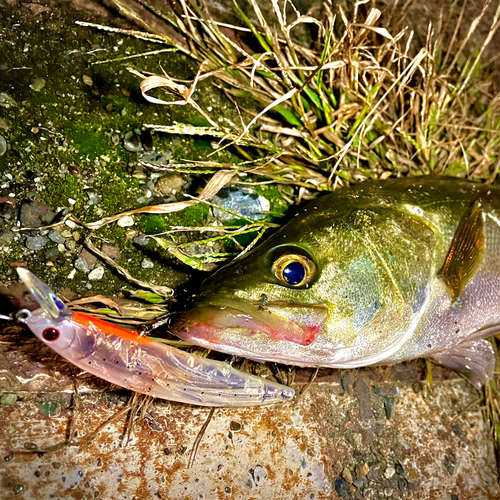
[143,215,168,235]
[43,173,84,209]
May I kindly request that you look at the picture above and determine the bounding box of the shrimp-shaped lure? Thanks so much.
[17,269,294,407]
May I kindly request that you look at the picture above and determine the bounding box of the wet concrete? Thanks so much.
[0,354,498,499]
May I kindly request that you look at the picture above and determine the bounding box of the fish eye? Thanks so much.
[272,254,316,287]
[42,328,60,342]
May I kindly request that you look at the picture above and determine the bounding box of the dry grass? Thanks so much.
[81,0,500,196]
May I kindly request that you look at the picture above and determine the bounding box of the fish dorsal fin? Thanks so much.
[438,198,485,301]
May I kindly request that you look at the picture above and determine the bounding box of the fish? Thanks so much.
[171,177,500,388]
[16,268,294,407]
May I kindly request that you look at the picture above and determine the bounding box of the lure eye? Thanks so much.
[52,296,65,311]
[42,328,60,342]
[272,254,316,288]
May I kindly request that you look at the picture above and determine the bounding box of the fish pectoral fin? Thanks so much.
[438,198,485,301]
[430,338,495,389]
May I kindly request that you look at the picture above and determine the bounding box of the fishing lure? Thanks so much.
[16,268,294,407]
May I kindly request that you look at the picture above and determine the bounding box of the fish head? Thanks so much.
[172,200,429,367]
[17,268,78,351]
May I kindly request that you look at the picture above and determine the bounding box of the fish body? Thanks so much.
[172,177,500,387]
[17,269,294,406]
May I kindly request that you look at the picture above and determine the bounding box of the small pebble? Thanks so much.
[0,230,14,246]
[13,485,24,494]
[229,421,241,431]
[342,467,353,484]
[1,394,17,405]
[30,77,46,92]
[101,245,120,260]
[123,131,142,152]
[78,248,98,269]
[356,462,370,479]
[20,199,55,228]
[141,258,154,269]
[384,397,396,419]
[117,216,134,227]
[132,170,147,179]
[395,463,405,475]
[384,467,395,479]
[155,174,184,195]
[65,239,76,251]
[74,257,89,274]
[334,478,350,497]
[88,267,105,280]
[82,75,93,86]
[48,230,65,244]
[380,446,391,457]
[133,234,149,247]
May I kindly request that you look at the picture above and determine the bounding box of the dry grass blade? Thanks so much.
[188,408,215,468]
[130,67,219,127]
[67,295,124,314]
[85,237,174,297]
[84,169,235,230]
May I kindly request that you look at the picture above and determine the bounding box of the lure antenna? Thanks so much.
[16,268,73,321]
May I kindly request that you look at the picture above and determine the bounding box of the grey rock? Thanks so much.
[155,174,184,196]
[141,258,154,269]
[26,235,49,250]
[48,230,65,244]
[74,257,89,274]
[78,248,98,270]
[212,187,270,222]
[19,199,55,228]
[133,234,149,247]
[65,239,76,251]
[0,230,14,246]
[123,131,142,152]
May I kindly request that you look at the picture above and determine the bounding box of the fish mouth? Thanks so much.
[171,298,329,365]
